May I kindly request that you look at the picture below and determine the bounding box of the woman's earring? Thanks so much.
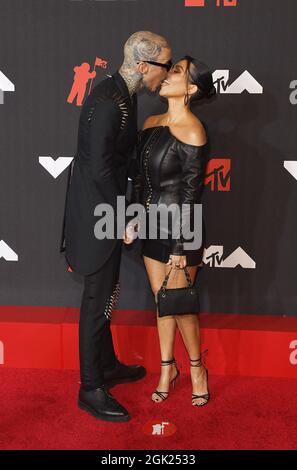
[184,93,189,106]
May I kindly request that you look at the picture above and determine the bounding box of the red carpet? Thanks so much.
[0,368,296,450]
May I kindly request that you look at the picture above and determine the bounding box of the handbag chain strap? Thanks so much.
[160,266,193,292]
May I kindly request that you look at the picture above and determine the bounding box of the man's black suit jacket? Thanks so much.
[60,71,138,275]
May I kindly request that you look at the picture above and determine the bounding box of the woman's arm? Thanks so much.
[170,140,209,256]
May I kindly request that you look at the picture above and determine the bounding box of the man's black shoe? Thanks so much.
[78,385,130,422]
[103,360,146,389]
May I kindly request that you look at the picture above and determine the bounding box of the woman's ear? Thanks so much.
[188,83,198,97]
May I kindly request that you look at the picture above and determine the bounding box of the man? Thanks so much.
[60,31,172,422]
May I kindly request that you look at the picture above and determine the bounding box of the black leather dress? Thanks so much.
[132,125,209,266]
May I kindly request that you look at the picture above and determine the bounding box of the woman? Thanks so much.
[125,56,216,406]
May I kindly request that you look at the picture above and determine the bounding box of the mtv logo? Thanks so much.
[185,0,206,5]
[0,70,15,104]
[205,159,231,191]
[203,246,256,268]
[284,161,297,180]
[185,0,237,7]
[39,156,74,178]
[0,240,18,261]
[213,70,263,94]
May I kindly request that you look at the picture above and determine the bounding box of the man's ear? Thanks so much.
[188,83,198,97]
[136,62,149,74]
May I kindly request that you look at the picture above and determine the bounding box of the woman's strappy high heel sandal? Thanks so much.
[190,349,210,407]
[151,358,180,403]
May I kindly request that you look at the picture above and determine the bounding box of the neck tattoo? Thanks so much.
[119,67,143,97]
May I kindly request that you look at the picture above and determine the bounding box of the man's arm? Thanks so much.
[88,98,135,227]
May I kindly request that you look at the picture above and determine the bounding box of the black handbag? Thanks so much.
[156,266,200,317]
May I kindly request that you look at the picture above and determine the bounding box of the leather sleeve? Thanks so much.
[170,140,208,256]
[88,98,133,225]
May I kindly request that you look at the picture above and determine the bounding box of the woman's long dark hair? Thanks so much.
[181,55,217,104]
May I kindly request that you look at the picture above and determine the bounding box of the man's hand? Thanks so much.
[166,254,187,269]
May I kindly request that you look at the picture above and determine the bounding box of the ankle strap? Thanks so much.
[190,349,208,367]
[161,358,175,366]
[190,358,202,367]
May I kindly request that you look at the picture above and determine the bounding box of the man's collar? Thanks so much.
[112,70,137,104]
[112,70,131,98]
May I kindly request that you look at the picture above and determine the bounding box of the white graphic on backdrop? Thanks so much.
[39,157,74,178]
[0,70,15,104]
[213,70,263,94]
[0,240,18,261]
[284,161,297,181]
[203,246,256,268]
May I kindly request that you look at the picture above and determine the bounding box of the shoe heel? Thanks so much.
[153,358,179,403]
[190,351,210,407]
[171,369,180,390]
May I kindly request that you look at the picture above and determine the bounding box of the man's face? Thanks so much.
[140,47,172,92]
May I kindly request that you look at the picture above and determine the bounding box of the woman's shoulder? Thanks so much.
[140,114,208,147]
[173,117,207,147]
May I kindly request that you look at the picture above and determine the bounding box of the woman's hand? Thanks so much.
[166,254,187,269]
[123,220,139,244]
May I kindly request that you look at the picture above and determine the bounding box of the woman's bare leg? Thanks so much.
[143,255,179,402]
[173,265,209,406]
[143,255,208,405]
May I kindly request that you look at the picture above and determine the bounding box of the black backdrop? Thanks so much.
[0,0,296,316]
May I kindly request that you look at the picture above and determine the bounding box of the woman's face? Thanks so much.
[159,59,197,99]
